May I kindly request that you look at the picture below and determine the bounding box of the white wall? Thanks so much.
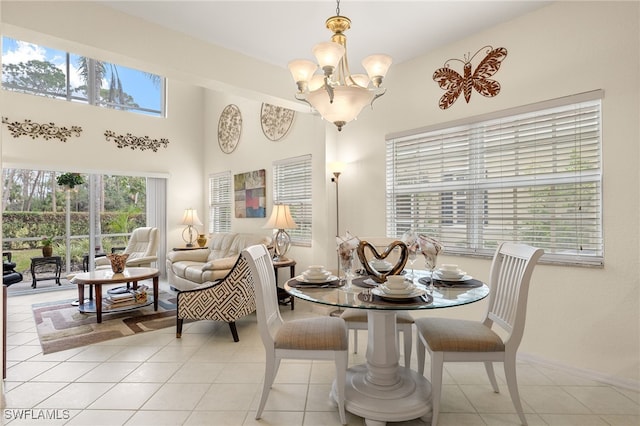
[341,1,640,387]
[1,1,638,388]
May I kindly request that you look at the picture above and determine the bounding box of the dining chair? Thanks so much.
[242,244,349,424]
[340,308,414,368]
[415,242,543,426]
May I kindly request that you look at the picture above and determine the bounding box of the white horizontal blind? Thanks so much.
[273,155,312,246]
[209,171,232,233]
[386,95,602,266]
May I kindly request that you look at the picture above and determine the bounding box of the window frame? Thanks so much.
[208,170,232,234]
[272,155,313,247]
[386,90,603,266]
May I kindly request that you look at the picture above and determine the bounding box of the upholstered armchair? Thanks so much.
[95,227,159,270]
[176,253,256,342]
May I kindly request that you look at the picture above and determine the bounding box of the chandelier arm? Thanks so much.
[324,78,335,104]
[370,89,387,108]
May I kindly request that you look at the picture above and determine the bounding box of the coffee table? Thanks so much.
[70,267,159,323]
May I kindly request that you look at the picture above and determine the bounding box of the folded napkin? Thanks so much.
[418,277,483,288]
[288,278,343,288]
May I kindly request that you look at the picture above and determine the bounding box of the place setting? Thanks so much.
[358,275,432,305]
[419,264,483,288]
[289,265,343,288]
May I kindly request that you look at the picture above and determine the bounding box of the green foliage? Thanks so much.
[2,59,66,96]
[40,236,56,247]
[56,173,85,189]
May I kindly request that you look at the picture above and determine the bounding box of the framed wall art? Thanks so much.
[234,169,266,218]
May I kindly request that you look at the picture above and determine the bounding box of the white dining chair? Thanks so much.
[340,308,414,368]
[242,244,349,425]
[415,242,543,426]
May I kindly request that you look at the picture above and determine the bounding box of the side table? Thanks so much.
[30,256,62,288]
[273,258,296,310]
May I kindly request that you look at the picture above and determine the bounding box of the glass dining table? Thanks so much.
[284,270,490,426]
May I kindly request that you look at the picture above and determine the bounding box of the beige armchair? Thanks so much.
[95,227,159,270]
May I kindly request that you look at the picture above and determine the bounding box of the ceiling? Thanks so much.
[100,1,551,70]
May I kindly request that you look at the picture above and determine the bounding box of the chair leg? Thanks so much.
[335,351,348,425]
[484,361,500,393]
[228,322,239,342]
[417,334,426,375]
[402,324,412,369]
[430,352,444,426]
[256,352,279,420]
[504,355,528,426]
[176,318,183,338]
[352,328,358,354]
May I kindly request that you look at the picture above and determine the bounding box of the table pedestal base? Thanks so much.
[330,310,432,425]
[333,365,431,425]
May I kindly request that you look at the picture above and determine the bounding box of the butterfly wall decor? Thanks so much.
[433,46,508,110]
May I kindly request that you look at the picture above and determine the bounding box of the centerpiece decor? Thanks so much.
[357,239,408,283]
[106,253,129,273]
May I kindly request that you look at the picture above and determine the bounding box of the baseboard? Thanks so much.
[519,352,640,392]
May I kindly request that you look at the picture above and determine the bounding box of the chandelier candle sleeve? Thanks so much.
[288,0,392,131]
[181,208,203,247]
[263,204,297,260]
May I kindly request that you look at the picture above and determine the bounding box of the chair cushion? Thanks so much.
[275,317,348,351]
[341,309,414,324]
[416,317,505,352]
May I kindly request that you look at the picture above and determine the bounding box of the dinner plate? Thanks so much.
[296,275,339,284]
[379,284,415,295]
[372,286,426,300]
[432,271,473,282]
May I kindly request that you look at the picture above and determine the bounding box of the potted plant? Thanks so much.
[56,172,85,189]
[41,236,56,257]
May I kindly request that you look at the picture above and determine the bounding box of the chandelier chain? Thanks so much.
[336,0,341,16]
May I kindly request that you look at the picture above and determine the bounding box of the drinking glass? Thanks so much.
[339,249,355,291]
[418,235,442,294]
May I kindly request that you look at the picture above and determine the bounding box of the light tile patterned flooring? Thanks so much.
[2,281,639,425]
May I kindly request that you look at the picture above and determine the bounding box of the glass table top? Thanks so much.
[284,270,489,311]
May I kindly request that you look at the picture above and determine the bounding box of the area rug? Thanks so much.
[32,292,177,354]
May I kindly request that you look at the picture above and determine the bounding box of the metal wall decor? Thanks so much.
[218,104,242,154]
[260,103,295,141]
[104,130,169,152]
[433,46,507,110]
[1,117,82,142]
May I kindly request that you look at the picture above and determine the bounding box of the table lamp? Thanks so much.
[263,204,297,260]
[181,208,203,247]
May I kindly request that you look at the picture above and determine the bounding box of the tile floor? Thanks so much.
[2,281,639,426]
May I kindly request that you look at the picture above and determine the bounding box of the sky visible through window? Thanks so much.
[2,37,162,114]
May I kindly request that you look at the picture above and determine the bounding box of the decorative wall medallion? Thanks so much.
[260,103,295,141]
[433,46,507,109]
[218,104,242,154]
[104,130,169,152]
[1,117,82,142]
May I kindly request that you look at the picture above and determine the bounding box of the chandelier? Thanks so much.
[287,0,392,131]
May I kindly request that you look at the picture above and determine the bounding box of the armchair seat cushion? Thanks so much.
[167,232,271,291]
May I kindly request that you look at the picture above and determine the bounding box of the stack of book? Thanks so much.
[103,285,148,310]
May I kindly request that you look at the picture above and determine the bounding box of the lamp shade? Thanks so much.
[181,208,203,226]
[263,204,297,230]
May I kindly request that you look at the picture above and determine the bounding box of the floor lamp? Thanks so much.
[330,162,345,317]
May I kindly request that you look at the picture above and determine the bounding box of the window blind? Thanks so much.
[386,93,603,266]
[273,155,312,246]
[209,171,232,233]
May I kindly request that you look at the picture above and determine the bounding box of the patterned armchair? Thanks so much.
[176,253,256,342]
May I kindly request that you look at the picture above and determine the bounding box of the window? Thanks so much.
[2,36,164,117]
[272,155,312,246]
[386,91,603,266]
[209,171,232,233]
